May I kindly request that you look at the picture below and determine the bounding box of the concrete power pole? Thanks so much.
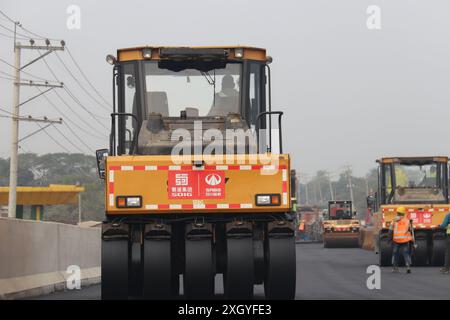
[346,166,354,204]
[302,174,310,205]
[8,46,21,218]
[329,178,334,201]
[327,171,334,201]
[317,180,323,205]
[7,39,64,218]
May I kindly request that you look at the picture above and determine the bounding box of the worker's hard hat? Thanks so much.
[396,206,407,215]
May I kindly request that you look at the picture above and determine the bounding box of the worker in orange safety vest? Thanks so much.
[390,206,413,273]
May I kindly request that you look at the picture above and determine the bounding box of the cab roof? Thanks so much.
[377,156,449,164]
[117,45,268,62]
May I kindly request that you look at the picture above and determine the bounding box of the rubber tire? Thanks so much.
[224,237,254,299]
[430,237,446,266]
[184,239,214,299]
[412,237,428,266]
[264,236,296,300]
[143,239,173,299]
[323,236,330,248]
[101,239,129,300]
[379,236,392,267]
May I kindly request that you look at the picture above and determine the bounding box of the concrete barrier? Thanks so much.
[0,217,101,299]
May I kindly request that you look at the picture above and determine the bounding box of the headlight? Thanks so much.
[255,194,281,206]
[116,196,142,208]
[234,48,244,58]
[142,48,152,59]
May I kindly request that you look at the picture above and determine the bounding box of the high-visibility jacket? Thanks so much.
[441,214,450,234]
[393,218,413,243]
[299,222,305,231]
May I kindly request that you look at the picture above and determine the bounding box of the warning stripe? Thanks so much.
[145,203,253,210]
[107,164,289,209]
[382,208,449,213]
[109,164,287,171]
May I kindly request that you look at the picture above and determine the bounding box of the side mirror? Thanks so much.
[96,149,109,179]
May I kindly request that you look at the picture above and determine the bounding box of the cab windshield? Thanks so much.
[143,62,241,118]
[329,203,352,220]
[384,161,448,204]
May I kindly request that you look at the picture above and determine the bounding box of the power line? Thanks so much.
[63,122,94,152]
[38,50,109,125]
[51,123,85,153]
[0,70,14,78]
[64,86,110,129]
[0,30,28,40]
[0,10,60,41]
[0,105,13,115]
[0,10,15,24]
[37,50,109,126]
[52,90,108,138]
[0,56,48,81]
[0,74,14,81]
[37,86,106,144]
[54,51,111,111]
[0,23,32,40]
[36,122,70,152]
[55,91,107,139]
[65,46,111,107]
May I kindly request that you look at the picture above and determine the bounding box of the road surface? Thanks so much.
[31,243,450,300]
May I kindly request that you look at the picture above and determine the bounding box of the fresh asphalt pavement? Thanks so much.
[31,243,450,300]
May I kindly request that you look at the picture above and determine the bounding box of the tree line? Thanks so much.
[297,168,378,217]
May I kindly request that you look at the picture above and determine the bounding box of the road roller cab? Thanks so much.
[322,200,360,248]
[97,46,296,300]
[372,156,449,266]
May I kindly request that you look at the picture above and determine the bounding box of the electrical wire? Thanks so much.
[64,86,110,129]
[51,123,86,153]
[38,53,109,137]
[0,23,32,40]
[36,122,70,153]
[54,51,111,111]
[0,74,14,81]
[37,50,109,121]
[65,46,111,107]
[0,56,49,81]
[0,30,28,40]
[37,87,107,140]
[0,10,60,41]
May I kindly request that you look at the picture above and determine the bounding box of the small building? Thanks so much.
[0,184,85,221]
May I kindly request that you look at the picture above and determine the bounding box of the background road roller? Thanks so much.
[96,46,296,300]
[323,200,360,248]
[372,156,449,266]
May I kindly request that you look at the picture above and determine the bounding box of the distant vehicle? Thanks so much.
[296,205,323,242]
[323,200,360,248]
[371,156,449,266]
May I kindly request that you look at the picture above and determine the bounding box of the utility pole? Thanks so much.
[328,173,334,201]
[317,180,323,205]
[7,38,64,218]
[365,176,369,196]
[345,166,354,204]
[78,193,82,224]
[328,179,334,201]
[302,174,310,205]
[8,44,20,218]
[305,182,309,204]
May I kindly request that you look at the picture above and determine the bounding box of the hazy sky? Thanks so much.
[1,0,450,177]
